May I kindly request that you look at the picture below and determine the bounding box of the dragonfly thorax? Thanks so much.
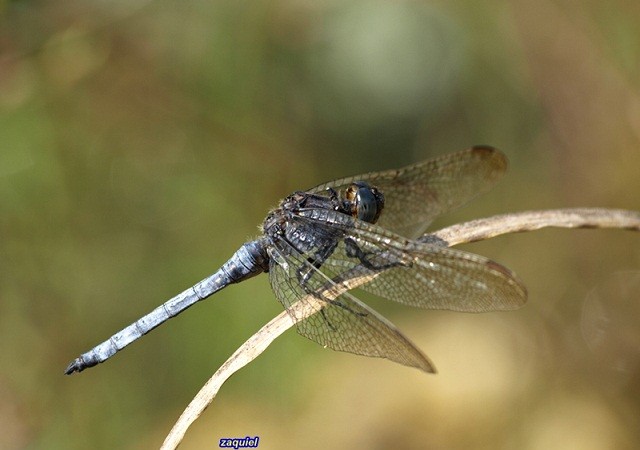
[262,191,344,255]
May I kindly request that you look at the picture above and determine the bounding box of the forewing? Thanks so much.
[308,146,508,238]
[296,209,528,312]
[267,237,435,373]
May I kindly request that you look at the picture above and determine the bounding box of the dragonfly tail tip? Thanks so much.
[64,359,84,375]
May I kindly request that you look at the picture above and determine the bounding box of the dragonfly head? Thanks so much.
[344,181,385,224]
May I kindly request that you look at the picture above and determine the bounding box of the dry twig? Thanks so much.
[430,208,640,246]
[161,207,640,450]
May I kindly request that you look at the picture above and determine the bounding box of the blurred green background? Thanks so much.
[2,0,640,449]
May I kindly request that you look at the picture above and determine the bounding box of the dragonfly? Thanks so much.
[65,146,527,375]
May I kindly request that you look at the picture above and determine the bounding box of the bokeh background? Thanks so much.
[2,0,640,449]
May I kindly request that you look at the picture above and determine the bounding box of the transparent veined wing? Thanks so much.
[307,146,508,238]
[267,235,435,373]
[294,208,528,312]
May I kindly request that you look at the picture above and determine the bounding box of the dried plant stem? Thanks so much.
[430,208,640,246]
[161,207,640,449]
[161,309,294,449]
[161,271,377,450]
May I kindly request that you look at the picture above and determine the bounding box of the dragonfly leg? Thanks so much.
[295,264,368,331]
[295,241,339,285]
[320,309,337,331]
[326,296,367,316]
[313,295,368,331]
[298,273,368,317]
[344,237,408,271]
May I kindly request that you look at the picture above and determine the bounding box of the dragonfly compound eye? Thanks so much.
[346,182,385,224]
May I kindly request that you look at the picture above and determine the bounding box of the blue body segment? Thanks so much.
[65,239,268,373]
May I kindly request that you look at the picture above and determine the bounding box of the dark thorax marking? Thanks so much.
[291,181,390,325]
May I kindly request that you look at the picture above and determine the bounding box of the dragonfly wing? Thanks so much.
[308,146,508,238]
[267,237,435,373]
[295,210,528,312]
